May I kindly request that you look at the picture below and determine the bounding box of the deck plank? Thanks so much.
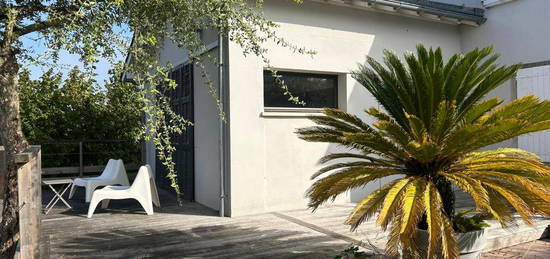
[40,189,549,258]
[41,190,357,258]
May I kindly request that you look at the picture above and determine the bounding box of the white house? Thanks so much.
[143,0,550,217]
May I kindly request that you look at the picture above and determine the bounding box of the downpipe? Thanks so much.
[218,32,226,217]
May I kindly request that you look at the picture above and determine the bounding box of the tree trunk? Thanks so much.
[0,9,29,257]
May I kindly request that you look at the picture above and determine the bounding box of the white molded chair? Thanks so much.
[87,165,160,218]
[69,159,130,202]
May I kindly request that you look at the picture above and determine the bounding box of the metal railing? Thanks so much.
[31,140,142,177]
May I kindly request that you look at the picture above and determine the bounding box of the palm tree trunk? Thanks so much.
[436,179,455,218]
[0,9,29,259]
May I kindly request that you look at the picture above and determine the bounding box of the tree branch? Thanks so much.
[0,8,18,49]
[15,19,61,36]
[0,4,8,21]
[13,2,73,15]
[12,4,80,37]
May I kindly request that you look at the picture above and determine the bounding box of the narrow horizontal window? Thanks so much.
[263,71,338,109]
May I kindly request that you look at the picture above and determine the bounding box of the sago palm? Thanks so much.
[296,45,550,258]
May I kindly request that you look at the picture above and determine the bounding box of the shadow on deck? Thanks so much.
[40,188,354,258]
[41,186,213,220]
[39,188,549,258]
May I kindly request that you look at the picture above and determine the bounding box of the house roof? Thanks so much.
[311,0,486,25]
[399,0,485,19]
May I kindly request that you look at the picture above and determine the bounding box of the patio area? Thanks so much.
[39,188,549,258]
[41,189,364,258]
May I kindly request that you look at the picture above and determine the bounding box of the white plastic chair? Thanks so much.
[87,165,160,218]
[69,159,130,202]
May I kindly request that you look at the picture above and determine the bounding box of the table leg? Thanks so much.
[44,185,58,209]
[44,183,73,215]
[44,185,62,214]
[57,183,73,208]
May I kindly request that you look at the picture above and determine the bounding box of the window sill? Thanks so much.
[483,0,516,8]
[260,108,325,118]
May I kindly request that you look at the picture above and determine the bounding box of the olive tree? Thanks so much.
[0,1,311,257]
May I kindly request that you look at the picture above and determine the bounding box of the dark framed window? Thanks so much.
[263,71,338,108]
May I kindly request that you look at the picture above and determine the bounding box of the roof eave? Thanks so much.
[308,0,486,26]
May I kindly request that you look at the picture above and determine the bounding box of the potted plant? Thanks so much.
[418,210,491,259]
[296,45,550,259]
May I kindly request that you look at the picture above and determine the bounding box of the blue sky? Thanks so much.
[22,31,129,85]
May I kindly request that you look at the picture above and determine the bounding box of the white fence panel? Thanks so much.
[517,65,550,161]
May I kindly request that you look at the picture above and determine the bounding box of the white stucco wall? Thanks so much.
[461,0,550,68]
[227,0,463,216]
[460,0,550,148]
[193,49,222,211]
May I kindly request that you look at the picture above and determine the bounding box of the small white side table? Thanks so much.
[43,179,73,215]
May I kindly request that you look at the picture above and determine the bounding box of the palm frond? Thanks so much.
[323,108,374,131]
[346,182,395,230]
[423,182,442,258]
[467,171,550,203]
[377,177,413,229]
[439,172,491,214]
[486,189,515,225]
[483,181,535,224]
[307,167,400,209]
[374,120,411,147]
[365,107,392,122]
[343,132,408,161]
[460,148,540,161]
[440,210,459,259]
[400,178,427,234]
[317,152,400,167]
[312,161,399,179]
[386,213,404,257]
[430,101,457,143]
[462,97,502,124]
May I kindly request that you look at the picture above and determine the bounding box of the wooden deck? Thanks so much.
[40,190,374,258]
[39,189,549,258]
